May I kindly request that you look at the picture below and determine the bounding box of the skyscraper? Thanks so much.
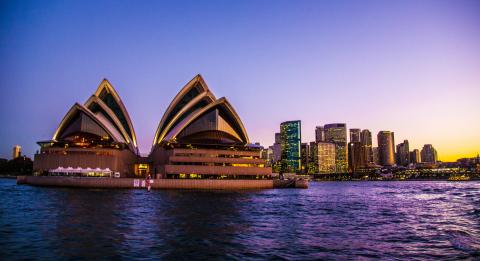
[324,123,348,173]
[421,144,438,163]
[348,141,362,173]
[410,149,421,164]
[315,126,325,142]
[360,129,373,164]
[317,142,336,173]
[264,146,274,166]
[349,129,361,143]
[396,140,410,166]
[280,120,301,173]
[377,131,395,166]
[275,132,281,144]
[272,132,282,163]
[12,145,21,159]
[300,143,309,174]
[308,141,318,174]
[372,147,380,165]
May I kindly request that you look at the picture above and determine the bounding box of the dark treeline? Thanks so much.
[0,157,33,176]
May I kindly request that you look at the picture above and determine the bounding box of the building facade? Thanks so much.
[348,141,362,172]
[372,147,380,165]
[308,141,318,174]
[324,123,348,173]
[377,131,395,166]
[410,149,421,164]
[280,120,301,173]
[300,143,309,174]
[315,126,325,142]
[349,129,361,143]
[317,142,336,173]
[421,144,438,163]
[396,140,410,166]
[271,132,282,164]
[360,129,373,165]
[12,145,21,159]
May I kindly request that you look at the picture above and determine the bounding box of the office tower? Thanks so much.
[272,133,282,163]
[360,129,373,164]
[377,131,395,166]
[396,140,410,166]
[315,126,325,142]
[12,145,21,159]
[317,142,336,173]
[349,129,361,143]
[372,147,380,165]
[410,149,420,164]
[308,141,318,174]
[300,143,309,174]
[348,129,361,172]
[348,142,362,172]
[280,120,301,173]
[324,123,348,173]
[264,146,274,166]
[275,132,281,144]
[421,144,438,163]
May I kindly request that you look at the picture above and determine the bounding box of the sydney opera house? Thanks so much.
[33,75,272,179]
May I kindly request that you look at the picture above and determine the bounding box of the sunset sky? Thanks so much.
[1,0,479,161]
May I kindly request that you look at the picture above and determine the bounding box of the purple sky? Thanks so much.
[1,0,479,161]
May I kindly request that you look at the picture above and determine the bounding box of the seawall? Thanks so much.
[17,176,308,190]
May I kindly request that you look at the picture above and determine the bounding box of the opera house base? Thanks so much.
[17,176,308,190]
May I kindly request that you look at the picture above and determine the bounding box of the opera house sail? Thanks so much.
[33,79,138,177]
[150,75,272,179]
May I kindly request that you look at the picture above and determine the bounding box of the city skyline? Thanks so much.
[1,0,479,162]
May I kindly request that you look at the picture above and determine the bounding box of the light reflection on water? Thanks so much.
[1,179,479,259]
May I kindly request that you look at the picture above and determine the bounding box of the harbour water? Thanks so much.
[1,179,479,259]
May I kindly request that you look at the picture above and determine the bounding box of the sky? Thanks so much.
[0,0,479,161]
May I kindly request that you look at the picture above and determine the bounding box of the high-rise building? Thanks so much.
[280,120,301,173]
[315,126,325,142]
[324,123,348,173]
[372,147,380,165]
[348,141,362,172]
[12,145,21,159]
[396,140,410,166]
[349,129,361,143]
[308,141,318,174]
[410,149,420,164]
[377,131,395,166]
[275,132,281,144]
[317,142,336,173]
[300,143,309,174]
[421,144,438,163]
[272,132,282,163]
[360,129,373,165]
[264,146,274,166]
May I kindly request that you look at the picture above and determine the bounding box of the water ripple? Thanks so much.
[1,179,480,259]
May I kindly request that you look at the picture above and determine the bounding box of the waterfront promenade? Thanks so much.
[16,176,308,189]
